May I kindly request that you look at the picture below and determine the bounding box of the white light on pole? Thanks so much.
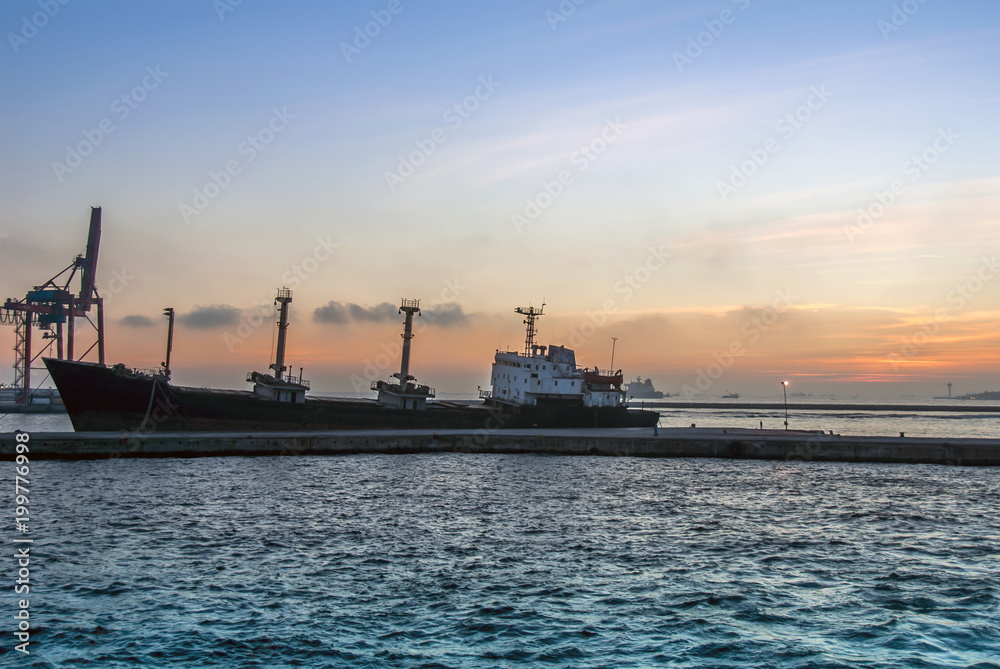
[782,381,789,430]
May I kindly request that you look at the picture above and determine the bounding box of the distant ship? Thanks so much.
[0,386,65,413]
[625,377,665,399]
[951,391,1000,401]
[45,294,659,432]
[722,391,740,399]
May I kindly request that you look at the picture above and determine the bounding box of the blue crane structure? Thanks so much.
[0,207,105,404]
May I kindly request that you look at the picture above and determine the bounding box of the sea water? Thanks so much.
[6,454,998,668]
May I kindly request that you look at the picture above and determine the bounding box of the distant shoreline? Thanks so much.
[643,401,1000,413]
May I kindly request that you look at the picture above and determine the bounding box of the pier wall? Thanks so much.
[2,429,998,466]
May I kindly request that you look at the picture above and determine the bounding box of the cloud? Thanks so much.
[179,304,241,329]
[119,314,154,327]
[349,302,398,322]
[313,301,349,324]
[314,301,398,324]
[0,235,44,259]
[423,303,468,327]
[313,301,469,327]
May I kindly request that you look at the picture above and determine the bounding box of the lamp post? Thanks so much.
[781,380,789,430]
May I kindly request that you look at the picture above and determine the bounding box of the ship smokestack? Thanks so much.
[393,299,420,388]
[270,288,292,381]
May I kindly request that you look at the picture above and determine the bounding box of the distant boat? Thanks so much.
[626,377,665,399]
[722,390,739,399]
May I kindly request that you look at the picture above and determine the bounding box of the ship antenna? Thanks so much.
[514,303,545,356]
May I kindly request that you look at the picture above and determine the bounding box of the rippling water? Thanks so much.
[9,454,998,668]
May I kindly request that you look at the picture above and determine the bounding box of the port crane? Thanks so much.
[0,207,105,403]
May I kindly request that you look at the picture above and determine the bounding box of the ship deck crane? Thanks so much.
[0,207,105,403]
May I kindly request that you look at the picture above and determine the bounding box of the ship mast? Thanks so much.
[247,286,308,403]
[514,304,544,356]
[161,307,174,380]
[392,298,420,387]
[374,298,435,409]
[270,287,292,381]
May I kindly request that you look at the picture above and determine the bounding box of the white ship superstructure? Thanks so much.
[486,305,625,409]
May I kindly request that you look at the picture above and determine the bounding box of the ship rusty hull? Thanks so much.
[44,358,659,432]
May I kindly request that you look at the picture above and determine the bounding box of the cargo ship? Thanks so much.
[44,292,659,432]
[625,377,665,399]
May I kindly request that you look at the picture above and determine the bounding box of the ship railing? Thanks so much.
[111,363,165,380]
[248,370,310,388]
[372,380,436,397]
[586,368,624,379]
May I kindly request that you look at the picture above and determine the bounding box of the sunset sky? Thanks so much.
[2,0,999,399]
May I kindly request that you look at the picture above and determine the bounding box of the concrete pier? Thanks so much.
[2,427,998,466]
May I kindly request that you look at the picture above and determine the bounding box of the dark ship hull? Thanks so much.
[44,358,659,433]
